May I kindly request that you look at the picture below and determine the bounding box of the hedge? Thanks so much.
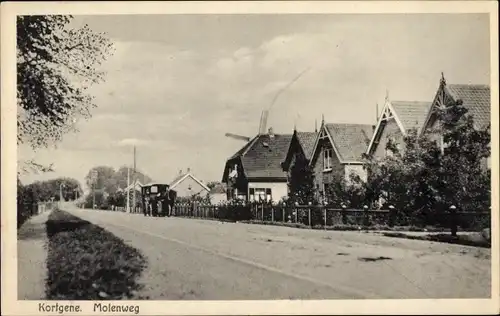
[45,209,148,300]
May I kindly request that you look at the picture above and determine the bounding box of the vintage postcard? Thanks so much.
[1,1,499,315]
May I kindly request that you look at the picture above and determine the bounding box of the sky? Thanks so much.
[18,13,491,189]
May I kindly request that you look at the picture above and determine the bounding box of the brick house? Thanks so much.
[420,75,491,169]
[222,128,293,202]
[309,121,374,199]
[169,168,210,198]
[366,96,431,159]
[281,129,319,175]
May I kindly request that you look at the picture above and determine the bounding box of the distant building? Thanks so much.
[222,128,293,202]
[309,120,374,199]
[366,97,431,159]
[170,168,210,198]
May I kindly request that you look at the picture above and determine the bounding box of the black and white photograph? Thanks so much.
[1,1,498,315]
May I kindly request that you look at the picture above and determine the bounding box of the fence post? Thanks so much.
[324,207,327,228]
[261,204,264,221]
[388,205,395,227]
[283,206,285,223]
[271,207,274,222]
[450,205,457,237]
[308,208,311,227]
[363,205,369,227]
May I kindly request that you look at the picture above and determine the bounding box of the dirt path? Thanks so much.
[17,210,52,300]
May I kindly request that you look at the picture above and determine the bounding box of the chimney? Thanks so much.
[179,169,183,175]
[187,167,191,173]
[268,127,275,138]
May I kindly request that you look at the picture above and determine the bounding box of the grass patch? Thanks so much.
[382,232,491,248]
[45,209,148,300]
[239,220,451,232]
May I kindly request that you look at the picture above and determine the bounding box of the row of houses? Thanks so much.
[222,74,491,203]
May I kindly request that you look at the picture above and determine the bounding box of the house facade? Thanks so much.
[222,128,293,202]
[170,168,210,198]
[420,75,491,169]
[309,121,374,199]
[366,97,431,159]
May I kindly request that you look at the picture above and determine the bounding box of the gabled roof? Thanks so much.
[223,133,293,181]
[421,76,491,133]
[366,98,431,155]
[170,172,210,192]
[324,123,374,162]
[390,101,432,132]
[296,131,319,160]
[446,84,490,129]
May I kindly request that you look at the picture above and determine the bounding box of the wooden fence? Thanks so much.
[173,202,490,230]
[174,203,393,227]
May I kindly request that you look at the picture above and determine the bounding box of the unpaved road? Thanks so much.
[64,207,491,300]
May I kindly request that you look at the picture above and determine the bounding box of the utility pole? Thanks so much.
[132,146,136,213]
[126,166,130,213]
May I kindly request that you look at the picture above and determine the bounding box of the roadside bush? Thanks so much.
[45,209,147,300]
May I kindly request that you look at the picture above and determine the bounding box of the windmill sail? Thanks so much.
[225,133,251,142]
[258,110,269,135]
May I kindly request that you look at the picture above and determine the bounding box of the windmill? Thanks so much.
[224,67,311,143]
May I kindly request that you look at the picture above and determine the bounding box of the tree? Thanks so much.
[437,100,491,232]
[287,154,317,205]
[84,166,117,193]
[17,15,114,172]
[113,166,153,190]
[84,165,153,196]
[206,181,220,190]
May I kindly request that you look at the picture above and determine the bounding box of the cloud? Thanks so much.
[20,14,490,187]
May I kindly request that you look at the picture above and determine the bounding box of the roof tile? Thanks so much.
[296,131,319,160]
[228,133,293,179]
[325,123,374,162]
[391,101,432,133]
[446,84,490,129]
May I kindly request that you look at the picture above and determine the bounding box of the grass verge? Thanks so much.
[45,209,148,300]
[239,219,450,232]
[381,232,490,248]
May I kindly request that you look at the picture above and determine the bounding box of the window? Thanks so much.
[249,188,272,202]
[323,148,333,170]
[150,186,158,193]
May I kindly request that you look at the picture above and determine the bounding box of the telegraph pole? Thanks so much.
[132,146,136,213]
[126,166,130,213]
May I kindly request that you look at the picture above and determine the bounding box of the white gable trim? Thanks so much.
[419,79,455,137]
[366,99,406,155]
[170,173,210,192]
[309,123,346,166]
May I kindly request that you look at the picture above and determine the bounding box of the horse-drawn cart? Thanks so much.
[141,183,177,217]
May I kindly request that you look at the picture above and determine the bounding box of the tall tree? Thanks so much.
[438,100,491,214]
[17,15,114,171]
[84,166,117,193]
[287,154,316,205]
